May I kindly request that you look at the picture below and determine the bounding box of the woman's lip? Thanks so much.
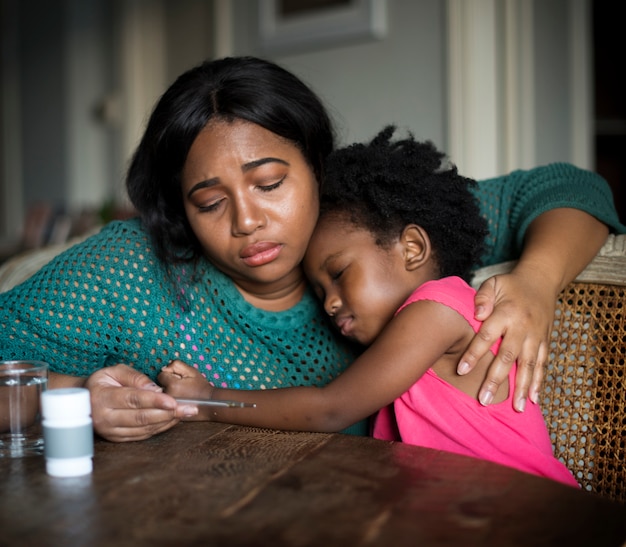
[240,242,283,267]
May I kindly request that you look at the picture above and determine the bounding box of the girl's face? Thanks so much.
[181,119,319,307]
[303,216,417,346]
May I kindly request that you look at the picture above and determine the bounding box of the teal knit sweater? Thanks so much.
[474,163,625,265]
[0,163,623,435]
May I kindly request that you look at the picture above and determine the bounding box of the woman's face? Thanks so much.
[181,119,319,306]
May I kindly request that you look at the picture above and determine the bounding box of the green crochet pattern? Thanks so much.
[0,218,359,388]
[473,162,625,267]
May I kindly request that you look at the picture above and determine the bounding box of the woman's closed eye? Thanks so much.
[198,198,225,213]
[195,176,285,213]
[257,176,286,192]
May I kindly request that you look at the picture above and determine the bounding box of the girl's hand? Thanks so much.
[458,271,553,412]
[158,360,214,401]
[85,364,197,442]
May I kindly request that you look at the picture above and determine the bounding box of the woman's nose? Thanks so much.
[231,195,265,235]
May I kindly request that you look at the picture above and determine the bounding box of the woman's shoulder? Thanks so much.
[70,218,159,263]
[21,218,165,288]
[0,218,157,293]
[91,217,150,245]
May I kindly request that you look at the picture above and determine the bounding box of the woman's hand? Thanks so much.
[459,270,553,411]
[458,208,609,412]
[84,364,198,442]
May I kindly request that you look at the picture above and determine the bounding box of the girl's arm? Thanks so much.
[159,300,470,432]
[460,208,609,411]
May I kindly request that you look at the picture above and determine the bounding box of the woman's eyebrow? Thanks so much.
[187,157,290,199]
[187,178,218,199]
[241,157,289,173]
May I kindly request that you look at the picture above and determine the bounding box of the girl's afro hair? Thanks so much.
[320,125,488,281]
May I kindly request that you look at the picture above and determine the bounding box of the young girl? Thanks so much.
[159,126,578,487]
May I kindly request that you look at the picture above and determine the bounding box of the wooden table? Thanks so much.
[1,422,625,546]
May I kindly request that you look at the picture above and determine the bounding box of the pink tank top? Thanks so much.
[372,277,578,487]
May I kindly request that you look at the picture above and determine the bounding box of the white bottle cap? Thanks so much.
[41,387,91,420]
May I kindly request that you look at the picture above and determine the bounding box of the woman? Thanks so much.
[0,56,622,441]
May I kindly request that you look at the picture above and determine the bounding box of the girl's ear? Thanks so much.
[400,224,432,271]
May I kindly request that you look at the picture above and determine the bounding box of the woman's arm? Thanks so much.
[49,367,193,442]
[85,365,202,442]
[1,221,200,442]
[48,371,87,388]
[459,208,609,411]
[49,365,194,442]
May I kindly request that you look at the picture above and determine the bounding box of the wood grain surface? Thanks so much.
[1,422,625,546]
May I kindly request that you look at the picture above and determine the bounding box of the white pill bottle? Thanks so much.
[41,387,94,477]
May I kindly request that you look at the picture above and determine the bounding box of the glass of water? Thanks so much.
[0,360,48,457]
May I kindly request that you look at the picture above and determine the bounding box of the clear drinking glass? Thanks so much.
[0,360,49,457]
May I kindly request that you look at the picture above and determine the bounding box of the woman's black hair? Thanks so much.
[321,126,488,281]
[126,56,335,264]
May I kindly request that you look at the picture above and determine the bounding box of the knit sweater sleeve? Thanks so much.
[472,163,626,267]
[0,219,170,378]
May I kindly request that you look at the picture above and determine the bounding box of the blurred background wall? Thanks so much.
[0,0,623,254]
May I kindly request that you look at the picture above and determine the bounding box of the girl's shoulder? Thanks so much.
[397,277,475,320]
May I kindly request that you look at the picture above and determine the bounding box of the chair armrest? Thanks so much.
[471,234,626,289]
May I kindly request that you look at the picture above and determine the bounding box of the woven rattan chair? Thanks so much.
[473,234,626,501]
